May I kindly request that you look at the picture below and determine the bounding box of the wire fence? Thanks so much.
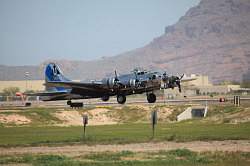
[0,96,38,102]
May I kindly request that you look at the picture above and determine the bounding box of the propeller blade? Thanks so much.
[115,70,117,78]
[176,80,181,93]
[114,70,119,82]
[162,72,168,82]
[178,84,182,93]
[180,74,184,80]
[177,74,184,92]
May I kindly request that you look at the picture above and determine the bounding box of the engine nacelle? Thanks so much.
[129,79,141,88]
[107,77,116,88]
[129,79,136,87]
[161,82,175,89]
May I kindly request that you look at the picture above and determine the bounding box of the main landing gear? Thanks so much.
[147,93,156,103]
[116,93,156,104]
[101,95,110,102]
[117,94,126,104]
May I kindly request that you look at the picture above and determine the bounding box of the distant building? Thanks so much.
[197,84,240,95]
[0,80,45,92]
[183,74,212,87]
[0,79,83,93]
[164,74,241,97]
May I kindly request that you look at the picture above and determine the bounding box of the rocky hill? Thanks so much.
[1,0,250,83]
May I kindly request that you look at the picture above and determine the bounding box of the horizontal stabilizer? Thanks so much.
[25,91,68,97]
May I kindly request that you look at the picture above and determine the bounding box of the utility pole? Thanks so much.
[151,110,158,139]
[82,115,88,139]
[25,72,30,92]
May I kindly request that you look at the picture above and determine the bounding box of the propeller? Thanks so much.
[176,78,181,93]
[162,72,184,93]
[113,70,125,89]
[113,70,122,89]
[106,70,123,90]
[135,71,141,87]
[114,70,119,82]
[129,70,141,88]
[175,74,184,93]
[162,72,169,89]
[180,74,184,80]
[162,72,168,82]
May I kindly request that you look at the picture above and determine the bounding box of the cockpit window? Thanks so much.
[134,70,147,75]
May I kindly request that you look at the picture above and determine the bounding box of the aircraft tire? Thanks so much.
[67,100,72,105]
[147,93,156,103]
[117,94,126,104]
[101,95,110,102]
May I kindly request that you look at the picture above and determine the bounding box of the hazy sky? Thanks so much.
[0,0,200,66]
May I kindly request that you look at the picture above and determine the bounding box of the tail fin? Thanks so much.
[45,63,70,91]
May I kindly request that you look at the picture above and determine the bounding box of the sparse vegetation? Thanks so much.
[167,105,189,121]
[0,108,63,126]
[2,87,20,96]
[85,150,134,161]
[241,81,250,88]
[207,105,243,116]
[0,150,250,166]
[111,105,149,123]
[205,105,249,123]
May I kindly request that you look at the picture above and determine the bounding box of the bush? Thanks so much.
[2,87,20,96]
[241,81,250,88]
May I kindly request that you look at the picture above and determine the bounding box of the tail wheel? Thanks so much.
[147,93,156,103]
[67,100,72,105]
[117,94,126,104]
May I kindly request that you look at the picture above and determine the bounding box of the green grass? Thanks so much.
[0,121,250,147]
[1,149,250,166]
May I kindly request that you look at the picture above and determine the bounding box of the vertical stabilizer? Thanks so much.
[45,63,70,91]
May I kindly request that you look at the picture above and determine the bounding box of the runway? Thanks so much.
[1,96,250,109]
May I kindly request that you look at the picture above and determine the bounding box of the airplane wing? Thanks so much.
[45,81,109,92]
[181,78,197,82]
[46,81,156,93]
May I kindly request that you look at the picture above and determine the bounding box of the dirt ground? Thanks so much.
[54,108,118,126]
[0,114,31,125]
[1,140,250,157]
[0,106,174,126]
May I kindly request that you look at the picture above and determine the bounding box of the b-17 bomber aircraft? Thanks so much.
[31,63,192,105]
